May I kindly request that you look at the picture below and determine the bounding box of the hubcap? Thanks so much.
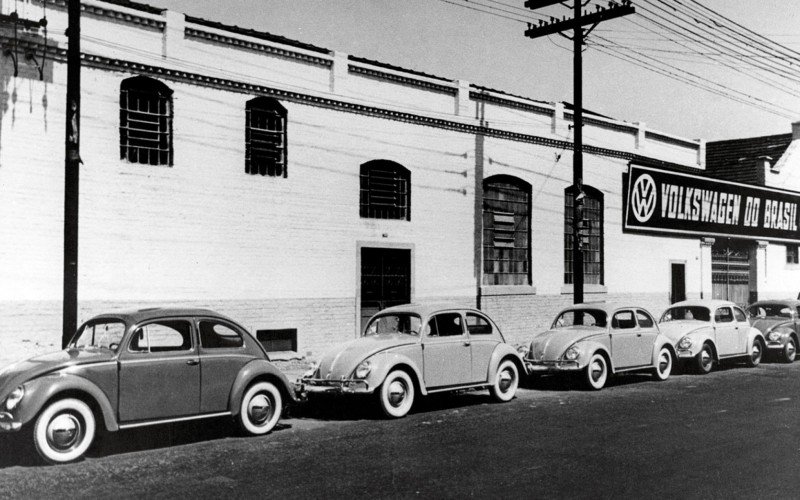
[498,368,514,393]
[47,413,83,452]
[701,349,712,369]
[387,380,407,408]
[752,343,762,362]
[590,360,604,382]
[787,342,796,359]
[247,394,273,425]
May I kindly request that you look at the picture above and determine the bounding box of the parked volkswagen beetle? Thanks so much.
[519,303,675,390]
[659,300,765,373]
[0,308,296,464]
[298,304,524,418]
[746,300,800,363]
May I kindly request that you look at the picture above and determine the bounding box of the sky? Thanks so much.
[147,0,800,142]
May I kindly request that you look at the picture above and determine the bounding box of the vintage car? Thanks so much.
[298,304,524,418]
[0,308,296,464]
[659,300,765,373]
[518,303,675,390]
[746,300,800,363]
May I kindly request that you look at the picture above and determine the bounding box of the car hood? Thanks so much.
[749,317,791,333]
[0,348,115,400]
[658,321,710,343]
[527,327,607,361]
[314,334,419,379]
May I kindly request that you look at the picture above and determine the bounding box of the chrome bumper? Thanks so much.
[765,341,785,350]
[677,348,695,359]
[524,359,581,372]
[0,412,21,432]
[296,378,371,396]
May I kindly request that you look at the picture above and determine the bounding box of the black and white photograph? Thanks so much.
[1,0,800,497]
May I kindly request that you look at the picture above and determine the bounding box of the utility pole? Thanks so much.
[524,0,634,305]
[62,0,81,347]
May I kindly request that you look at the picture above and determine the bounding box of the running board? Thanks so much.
[426,382,488,394]
[119,411,232,430]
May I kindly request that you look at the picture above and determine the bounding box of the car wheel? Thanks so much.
[746,338,764,368]
[238,381,282,435]
[652,346,673,381]
[33,398,96,465]
[782,338,796,363]
[584,353,608,390]
[378,370,415,418]
[489,360,519,402]
[695,343,714,374]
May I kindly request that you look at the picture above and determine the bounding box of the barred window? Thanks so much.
[565,186,604,285]
[787,244,799,265]
[483,176,530,286]
[359,160,410,220]
[120,76,173,166]
[245,97,287,177]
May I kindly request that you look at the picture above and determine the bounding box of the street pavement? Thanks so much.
[1,358,799,498]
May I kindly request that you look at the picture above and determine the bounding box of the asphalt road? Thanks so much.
[1,358,800,499]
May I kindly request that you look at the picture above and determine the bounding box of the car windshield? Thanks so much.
[552,309,607,328]
[660,306,710,322]
[748,304,792,318]
[71,320,126,352]
[364,314,422,336]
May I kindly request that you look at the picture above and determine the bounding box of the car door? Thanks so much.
[465,312,499,383]
[635,309,660,363]
[610,309,651,368]
[713,307,739,356]
[197,318,253,413]
[118,318,201,422]
[732,306,750,353]
[422,312,472,388]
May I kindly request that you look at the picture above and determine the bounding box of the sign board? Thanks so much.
[623,164,800,242]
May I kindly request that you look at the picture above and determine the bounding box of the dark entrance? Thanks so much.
[711,239,753,306]
[360,248,411,332]
[670,263,686,304]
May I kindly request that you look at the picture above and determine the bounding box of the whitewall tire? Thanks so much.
[378,370,415,418]
[238,381,282,435]
[489,360,519,402]
[653,347,673,381]
[584,353,608,390]
[33,398,96,465]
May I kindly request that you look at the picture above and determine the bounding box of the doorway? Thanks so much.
[670,262,686,304]
[711,239,753,306]
[360,247,411,333]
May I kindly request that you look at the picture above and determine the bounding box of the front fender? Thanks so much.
[229,360,297,416]
[364,351,426,395]
[676,330,715,359]
[16,374,118,432]
[486,344,525,381]
[574,340,613,372]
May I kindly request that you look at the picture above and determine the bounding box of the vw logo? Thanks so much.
[631,174,657,223]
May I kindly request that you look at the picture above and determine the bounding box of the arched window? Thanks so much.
[483,175,531,286]
[246,97,287,177]
[359,160,410,220]
[119,76,173,166]
[564,185,604,285]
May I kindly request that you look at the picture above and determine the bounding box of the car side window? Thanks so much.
[611,310,637,329]
[714,307,734,323]
[635,310,655,328]
[199,321,244,349]
[427,313,464,337]
[466,313,493,335]
[733,307,747,323]
[130,320,193,353]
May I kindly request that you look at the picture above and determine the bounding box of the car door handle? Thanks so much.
[186,359,199,366]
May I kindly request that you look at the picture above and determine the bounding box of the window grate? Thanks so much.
[246,97,287,177]
[483,177,530,286]
[564,188,604,285]
[360,161,410,220]
[119,77,173,166]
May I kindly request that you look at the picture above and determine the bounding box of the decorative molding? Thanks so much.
[32,0,165,30]
[185,28,332,67]
[560,284,608,295]
[470,91,553,116]
[645,130,700,149]
[348,64,457,95]
[565,112,639,134]
[480,285,537,297]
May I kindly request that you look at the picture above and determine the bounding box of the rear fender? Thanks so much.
[229,360,297,416]
[17,374,118,432]
[651,336,677,365]
[486,344,525,381]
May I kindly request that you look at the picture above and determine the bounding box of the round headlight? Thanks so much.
[768,331,782,342]
[564,346,580,361]
[355,360,372,379]
[678,337,692,349]
[5,386,24,411]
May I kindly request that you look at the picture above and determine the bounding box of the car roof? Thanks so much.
[667,299,739,309]
[748,299,800,308]
[377,302,484,318]
[87,307,238,326]
[559,302,653,315]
